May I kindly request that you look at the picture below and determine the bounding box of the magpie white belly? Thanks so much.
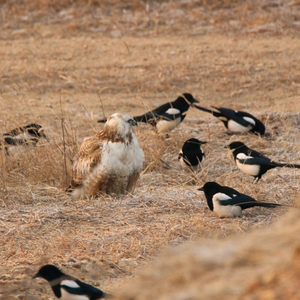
[179,156,203,172]
[61,289,89,300]
[213,201,242,218]
[156,118,181,133]
[236,160,260,176]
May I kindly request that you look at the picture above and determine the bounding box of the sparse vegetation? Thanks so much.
[1,0,300,299]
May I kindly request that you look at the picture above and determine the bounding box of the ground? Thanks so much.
[0,0,300,299]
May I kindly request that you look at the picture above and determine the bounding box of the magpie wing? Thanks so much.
[237,156,276,166]
[219,194,281,210]
[135,106,181,124]
[157,107,182,120]
[213,107,254,128]
[218,194,257,208]
[61,279,106,299]
[134,102,173,122]
[235,110,265,134]
[193,104,221,117]
[217,185,241,198]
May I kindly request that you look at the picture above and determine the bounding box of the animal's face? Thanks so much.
[227,141,245,150]
[106,113,137,136]
[182,93,199,105]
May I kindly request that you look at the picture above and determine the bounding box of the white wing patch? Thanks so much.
[243,116,256,126]
[236,153,260,176]
[60,280,89,300]
[212,193,242,218]
[236,153,252,160]
[214,192,231,201]
[165,108,180,115]
[61,279,80,288]
[227,120,252,133]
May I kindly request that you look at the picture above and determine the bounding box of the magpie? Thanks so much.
[33,264,111,300]
[198,181,282,218]
[194,105,265,135]
[178,138,206,171]
[1,123,47,155]
[98,93,199,133]
[227,141,300,182]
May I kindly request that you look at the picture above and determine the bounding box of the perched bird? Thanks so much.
[98,93,199,133]
[33,264,111,300]
[71,113,144,199]
[198,181,282,218]
[1,123,47,155]
[178,138,206,172]
[227,141,300,182]
[194,105,265,135]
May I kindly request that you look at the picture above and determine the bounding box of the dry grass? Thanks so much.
[1,0,300,299]
[113,206,300,300]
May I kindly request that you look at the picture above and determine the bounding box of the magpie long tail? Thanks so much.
[193,104,214,113]
[103,292,113,299]
[275,163,300,168]
[132,114,148,123]
[253,202,283,208]
[97,118,107,123]
[193,105,220,118]
[240,201,283,210]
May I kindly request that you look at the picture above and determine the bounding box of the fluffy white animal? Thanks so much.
[71,113,144,199]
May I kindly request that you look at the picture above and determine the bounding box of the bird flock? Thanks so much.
[2,92,299,299]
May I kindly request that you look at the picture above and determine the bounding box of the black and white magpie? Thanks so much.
[1,123,47,155]
[98,93,199,133]
[194,105,265,135]
[178,138,206,171]
[33,264,111,300]
[227,141,300,182]
[198,181,282,218]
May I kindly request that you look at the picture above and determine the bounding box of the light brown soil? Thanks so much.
[0,1,300,299]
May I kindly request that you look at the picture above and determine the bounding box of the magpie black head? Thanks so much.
[33,264,64,281]
[181,93,199,105]
[183,138,207,150]
[227,141,248,151]
[198,181,221,192]
[198,182,222,212]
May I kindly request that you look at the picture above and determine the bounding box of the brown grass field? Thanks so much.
[1,0,300,299]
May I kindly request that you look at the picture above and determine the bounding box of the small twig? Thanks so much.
[59,91,69,187]
[95,87,108,119]
[124,41,130,54]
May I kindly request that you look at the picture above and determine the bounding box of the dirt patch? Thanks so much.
[1,0,300,299]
